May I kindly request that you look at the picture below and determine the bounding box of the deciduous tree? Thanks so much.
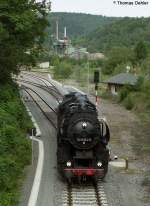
[134,41,147,62]
[0,0,49,82]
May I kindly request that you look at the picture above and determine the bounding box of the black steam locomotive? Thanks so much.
[57,92,110,182]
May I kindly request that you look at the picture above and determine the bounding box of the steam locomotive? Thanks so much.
[57,92,110,182]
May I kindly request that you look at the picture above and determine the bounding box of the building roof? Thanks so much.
[104,73,138,86]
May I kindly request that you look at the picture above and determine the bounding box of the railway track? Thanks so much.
[22,86,57,129]
[60,179,108,206]
[21,71,64,97]
[18,78,61,103]
[20,72,109,206]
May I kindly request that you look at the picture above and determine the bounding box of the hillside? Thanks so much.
[79,17,150,52]
[47,12,117,39]
[46,13,150,53]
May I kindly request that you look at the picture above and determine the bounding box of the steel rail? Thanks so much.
[17,78,61,103]
[22,72,63,97]
[23,86,57,114]
[61,179,109,206]
[22,86,57,130]
[67,183,101,206]
[21,73,62,97]
[93,181,102,206]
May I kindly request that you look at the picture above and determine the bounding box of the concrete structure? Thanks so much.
[53,21,89,58]
[38,62,50,69]
[88,53,105,60]
[68,47,89,60]
[104,73,138,95]
[53,21,71,56]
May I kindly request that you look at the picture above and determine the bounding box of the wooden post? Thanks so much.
[125,158,129,170]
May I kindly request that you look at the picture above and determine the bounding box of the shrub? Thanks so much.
[0,82,31,206]
[134,76,144,91]
[119,87,129,102]
[53,61,73,79]
[124,95,134,110]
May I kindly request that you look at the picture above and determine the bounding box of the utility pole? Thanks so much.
[87,61,90,94]
[94,70,100,106]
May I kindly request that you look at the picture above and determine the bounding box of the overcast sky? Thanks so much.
[51,0,150,17]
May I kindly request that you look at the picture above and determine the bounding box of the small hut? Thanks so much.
[104,73,138,95]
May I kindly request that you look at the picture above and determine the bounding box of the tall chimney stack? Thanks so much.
[64,27,67,38]
[56,20,59,40]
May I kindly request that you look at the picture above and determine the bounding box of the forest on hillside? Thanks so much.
[75,17,150,52]
[46,13,150,55]
[47,12,117,38]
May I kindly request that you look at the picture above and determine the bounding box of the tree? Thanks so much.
[0,0,49,82]
[134,41,147,62]
[141,56,150,75]
[103,47,134,74]
[54,61,73,79]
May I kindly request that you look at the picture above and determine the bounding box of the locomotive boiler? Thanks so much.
[57,92,110,182]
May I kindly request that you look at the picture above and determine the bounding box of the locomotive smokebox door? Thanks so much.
[94,70,100,84]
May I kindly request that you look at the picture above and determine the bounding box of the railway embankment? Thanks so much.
[0,81,32,206]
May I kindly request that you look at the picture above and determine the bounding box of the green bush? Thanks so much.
[53,61,73,79]
[0,191,18,206]
[0,82,31,206]
[119,88,129,102]
[142,79,150,96]
[124,95,134,110]
[134,76,144,91]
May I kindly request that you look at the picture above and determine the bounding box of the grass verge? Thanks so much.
[0,81,32,206]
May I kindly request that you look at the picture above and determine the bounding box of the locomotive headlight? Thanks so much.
[66,161,72,167]
[97,161,102,167]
